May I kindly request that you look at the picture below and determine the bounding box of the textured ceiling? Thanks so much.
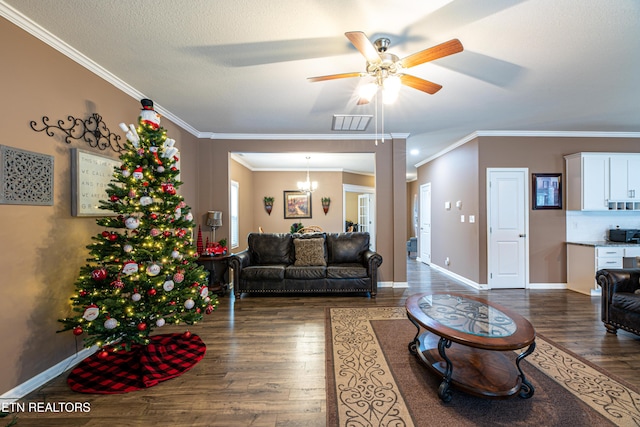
[2,0,639,179]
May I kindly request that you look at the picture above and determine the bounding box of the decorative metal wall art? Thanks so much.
[0,145,54,205]
[30,113,126,153]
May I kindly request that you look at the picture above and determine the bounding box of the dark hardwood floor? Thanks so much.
[7,259,640,426]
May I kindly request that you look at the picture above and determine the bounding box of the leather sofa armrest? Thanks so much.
[364,250,383,274]
[597,268,640,296]
[229,250,251,272]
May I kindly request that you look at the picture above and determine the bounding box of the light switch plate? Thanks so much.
[469,215,475,223]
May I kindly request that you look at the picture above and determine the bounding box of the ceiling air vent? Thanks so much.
[332,114,372,131]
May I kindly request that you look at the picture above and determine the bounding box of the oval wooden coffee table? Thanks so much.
[406,292,536,402]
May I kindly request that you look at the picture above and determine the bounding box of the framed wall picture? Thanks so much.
[284,191,312,219]
[71,148,120,216]
[532,173,562,210]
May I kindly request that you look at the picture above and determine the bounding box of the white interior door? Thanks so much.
[420,183,432,264]
[357,193,376,250]
[487,169,528,288]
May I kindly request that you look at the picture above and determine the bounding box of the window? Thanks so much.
[230,180,239,248]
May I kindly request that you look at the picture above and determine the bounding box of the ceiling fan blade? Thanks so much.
[399,74,442,94]
[357,97,370,105]
[345,31,381,64]
[399,39,464,69]
[307,72,363,82]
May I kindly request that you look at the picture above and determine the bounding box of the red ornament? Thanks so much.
[72,326,83,336]
[163,230,172,237]
[205,304,215,314]
[91,268,108,281]
[111,279,125,289]
[97,350,109,359]
[147,288,157,296]
[149,213,158,220]
[183,331,191,338]
[110,195,119,202]
[101,231,110,238]
[108,232,118,241]
[137,322,147,331]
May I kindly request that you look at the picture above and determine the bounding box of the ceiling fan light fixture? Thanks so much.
[382,75,401,104]
[358,82,378,102]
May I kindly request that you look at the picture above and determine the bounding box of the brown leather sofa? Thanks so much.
[596,268,640,336]
[229,232,382,297]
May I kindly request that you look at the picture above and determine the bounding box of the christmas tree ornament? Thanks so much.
[110,278,125,289]
[147,288,157,296]
[108,232,118,242]
[104,318,118,329]
[163,230,172,238]
[183,331,192,338]
[163,279,175,292]
[123,244,133,253]
[136,322,147,331]
[73,326,84,336]
[133,166,144,180]
[171,250,181,260]
[110,195,119,202]
[122,169,131,178]
[157,165,165,173]
[140,196,153,206]
[131,292,141,302]
[122,261,139,276]
[125,217,140,230]
[155,318,165,327]
[146,263,161,276]
[185,212,193,222]
[184,299,195,309]
[91,268,107,281]
[101,230,110,238]
[82,304,100,321]
[173,271,185,283]
[97,350,109,360]
[150,228,160,237]
[200,287,209,299]
[128,189,136,198]
[206,304,215,315]
[140,98,160,130]
[149,213,158,220]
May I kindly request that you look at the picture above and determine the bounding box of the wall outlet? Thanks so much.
[460,215,465,222]
[469,215,475,223]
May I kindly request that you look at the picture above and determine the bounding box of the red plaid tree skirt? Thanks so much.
[67,333,206,394]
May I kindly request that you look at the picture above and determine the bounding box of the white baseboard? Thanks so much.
[378,281,393,288]
[393,282,409,288]
[429,263,488,290]
[0,346,97,403]
[528,283,567,290]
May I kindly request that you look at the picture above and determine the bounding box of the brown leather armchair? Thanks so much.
[596,268,640,336]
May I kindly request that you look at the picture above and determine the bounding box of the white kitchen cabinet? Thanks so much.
[565,152,640,211]
[609,155,640,201]
[565,153,609,211]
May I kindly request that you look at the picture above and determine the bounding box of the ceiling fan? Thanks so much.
[308,31,463,104]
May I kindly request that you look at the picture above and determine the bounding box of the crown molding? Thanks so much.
[203,132,411,141]
[415,130,640,168]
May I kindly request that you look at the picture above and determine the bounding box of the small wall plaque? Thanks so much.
[0,145,54,205]
[71,148,120,216]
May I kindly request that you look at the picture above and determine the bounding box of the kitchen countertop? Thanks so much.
[567,241,640,247]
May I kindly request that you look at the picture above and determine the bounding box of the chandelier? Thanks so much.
[297,157,318,193]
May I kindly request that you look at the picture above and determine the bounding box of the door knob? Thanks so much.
[519,234,526,238]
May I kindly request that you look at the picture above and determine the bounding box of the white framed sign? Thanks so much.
[71,148,120,216]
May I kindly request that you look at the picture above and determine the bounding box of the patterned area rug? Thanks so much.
[325,307,640,426]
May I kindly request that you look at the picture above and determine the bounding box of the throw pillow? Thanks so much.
[294,238,326,266]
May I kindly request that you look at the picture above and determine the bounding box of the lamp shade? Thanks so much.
[206,211,222,227]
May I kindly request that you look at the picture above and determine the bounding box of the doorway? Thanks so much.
[343,184,376,250]
[419,183,432,264]
[486,168,529,289]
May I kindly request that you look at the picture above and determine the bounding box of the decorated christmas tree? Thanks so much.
[59,99,216,355]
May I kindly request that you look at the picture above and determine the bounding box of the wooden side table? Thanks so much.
[196,254,232,296]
